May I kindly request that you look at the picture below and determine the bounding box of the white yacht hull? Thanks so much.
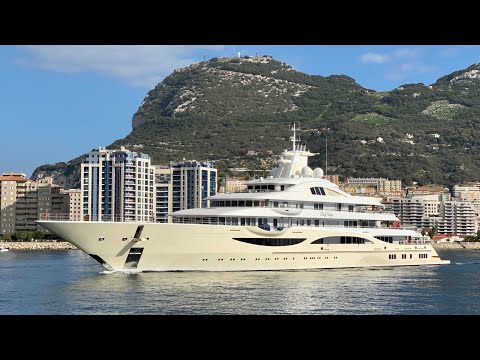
[37,220,450,272]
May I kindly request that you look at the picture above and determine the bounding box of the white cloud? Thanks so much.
[360,47,423,67]
[393,47,423,58]
[359,52,390,64]
[16,45,226,87]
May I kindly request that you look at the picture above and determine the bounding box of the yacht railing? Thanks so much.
[171,217,408,230]
[38,213,155,223]
[209,204,395,215]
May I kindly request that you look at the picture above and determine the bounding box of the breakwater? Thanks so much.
[1,241,478,251]
[0,241,77,250]
[432,242,480,250]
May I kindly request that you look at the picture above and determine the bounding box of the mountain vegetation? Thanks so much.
[32,56,480,189]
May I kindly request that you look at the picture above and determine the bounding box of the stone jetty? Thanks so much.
[0,241,77,250]
[432,242,480,250]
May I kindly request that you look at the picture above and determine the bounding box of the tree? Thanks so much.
[1,233,11,241]
[33,231,44,240]
[15,231,29,241]
[427,227,437,239]
[15,231,34,242]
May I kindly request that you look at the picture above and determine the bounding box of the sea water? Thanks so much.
[0,249,478,314]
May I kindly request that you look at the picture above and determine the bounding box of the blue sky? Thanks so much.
[1,45,480,178]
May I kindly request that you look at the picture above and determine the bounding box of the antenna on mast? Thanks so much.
[289,123,300,151]
[325,133,328,176]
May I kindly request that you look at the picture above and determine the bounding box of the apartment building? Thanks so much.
[81,147,155,222]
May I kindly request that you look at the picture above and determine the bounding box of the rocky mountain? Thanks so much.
[32,56,480,189]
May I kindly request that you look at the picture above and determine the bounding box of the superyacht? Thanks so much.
[37,124,450,271]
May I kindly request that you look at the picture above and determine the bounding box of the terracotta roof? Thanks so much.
[0,175,29,182]
[432,234,464,240]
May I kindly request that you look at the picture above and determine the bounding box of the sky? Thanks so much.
[1,45,480,178]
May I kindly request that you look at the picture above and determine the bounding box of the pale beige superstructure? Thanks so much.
[36,124,450,272]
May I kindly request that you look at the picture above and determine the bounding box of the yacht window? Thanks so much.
[241,218,246,226]
[220,201,224,207]
[300,219,305,226]
[246,200,252,207]
[314,220,319,226]
[232,217,238,225]
[233,238,306,246]
[348,205,354,212]
[219,217,225,225]
[254,201,260,207]
[239,201,245,207]
[281,186,285,191]
[261,185,267,190]
[273,219,278,227]
[310,187,326,195]
[337,203,342,211]
[307,220,311,226]
[232,201,238,206]
[268,185,274,190]
[226,217,231,225]
[251,218,256,226]
[226,201,231,207]
[273,201,278,208]
[246,218,251,226]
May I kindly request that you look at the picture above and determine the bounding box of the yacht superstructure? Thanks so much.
[37,124,449,272]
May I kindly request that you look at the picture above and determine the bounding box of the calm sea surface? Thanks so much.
[1,249,479,315]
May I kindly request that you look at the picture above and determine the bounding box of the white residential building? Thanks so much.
[81,147,155,222]
[391,194,449,229]
[437,201,477,236]
[171,160,217,213]
[154,166,172,223]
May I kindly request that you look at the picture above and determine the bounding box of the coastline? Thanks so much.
[0,241,77,250]
[1,241,479,251]
[432,242,480,250]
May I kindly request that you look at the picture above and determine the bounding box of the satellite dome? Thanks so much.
[301,166,313,177]
[313,168,324,178]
